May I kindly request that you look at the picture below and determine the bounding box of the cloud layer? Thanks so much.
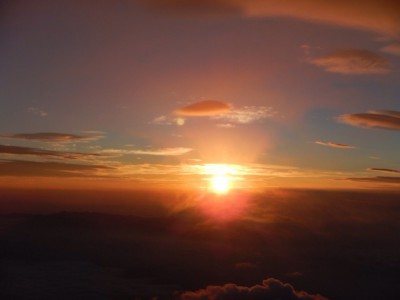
[380,44,400,56]
[141,0,400,37]
[101,147,193,156]
[310,50,390,75]
[180,278,327,300]
[0,145,106,160]
[315,141,355,149]
[212,106,275,124]
[0,132,103,142]
[175,100,231,116]
[339,110,400,130]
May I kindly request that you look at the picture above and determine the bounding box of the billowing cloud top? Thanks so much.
[315,141,355,149]
[339,110,400,130]
[0,132,103,142]
[180,278,327,300]
[311,50,390,75]
[175,100,231,116]
[140,0,400,37]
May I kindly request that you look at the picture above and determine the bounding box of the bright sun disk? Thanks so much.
[211,175,230,194]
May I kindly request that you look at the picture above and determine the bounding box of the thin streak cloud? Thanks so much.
[101,147,193,156]
[367,167,400,174]
[0,132,104,142]
[315,141,355,149]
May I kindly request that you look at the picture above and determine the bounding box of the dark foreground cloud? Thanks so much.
[310,50,390,75]
[175,100,231,116]
[180,278,328,300]
[0,145,107,160]
[339,110,400,130]
[0,132,103,142]
[368,168,400,174]
[0,160,113,178]
[314,141,355,149]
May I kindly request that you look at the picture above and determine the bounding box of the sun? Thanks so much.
[211,175,231,194]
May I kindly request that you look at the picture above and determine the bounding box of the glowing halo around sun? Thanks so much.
[201,164,240,194]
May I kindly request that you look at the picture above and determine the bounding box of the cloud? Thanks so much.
[310,50,390,75]
[0,144,108,160]
[0,160,113,178]
[346,176,400,184]
[212,106,276,124]
[338,110,400,130]
[140,0,400,37]
[380,44,400,55]
[0,132,103,142]
[175,100,231,116]
[314,141,355,149]
[179,278,327,300]
[367,167,400,174]
[151,115,186,126]
[101,147,193,156]
[28,107,47,117]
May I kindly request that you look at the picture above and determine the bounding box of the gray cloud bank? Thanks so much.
[180,278,327,300]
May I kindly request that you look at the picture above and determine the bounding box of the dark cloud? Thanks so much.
[367,168,400,174]
[0,144,107,160]
[310,50,390,75]
[175,100,231,116]
[314,141,355,149]
[346,176,400,184]
[0,160,113,178]
[179,278,328,300]
[0,132,103,142]
[338,110,400,130]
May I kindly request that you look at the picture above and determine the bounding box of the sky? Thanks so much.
[1,0,400,191]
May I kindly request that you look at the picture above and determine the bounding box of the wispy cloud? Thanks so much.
[310,49,390,75]
[0,132,104,142]
[140,1,400,37]
[151,115,186,126]
[0,144,108,160]
[338,110,400,130]
[380,44,400,56]
[28,107,47,117]
[179,278,327,300]
[175,100,231,116]
[212,106,276,124]
[315,141,355,149]
[367,167,400,174]
[101,147,193,156]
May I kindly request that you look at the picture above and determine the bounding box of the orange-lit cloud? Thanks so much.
[315,141,355,149]
[367,167,400,174]
[179,278,327,300]
[0,132,103,142]
[212,106,275,124]
[0,144,107,160]
[380,44,400,55]
[310,50,390,75]
[339,110,400,130]
[101,147,192,156]
[141,0,400,37]
[175,100,231,116]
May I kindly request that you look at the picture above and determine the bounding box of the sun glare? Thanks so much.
[211,175,230,194]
